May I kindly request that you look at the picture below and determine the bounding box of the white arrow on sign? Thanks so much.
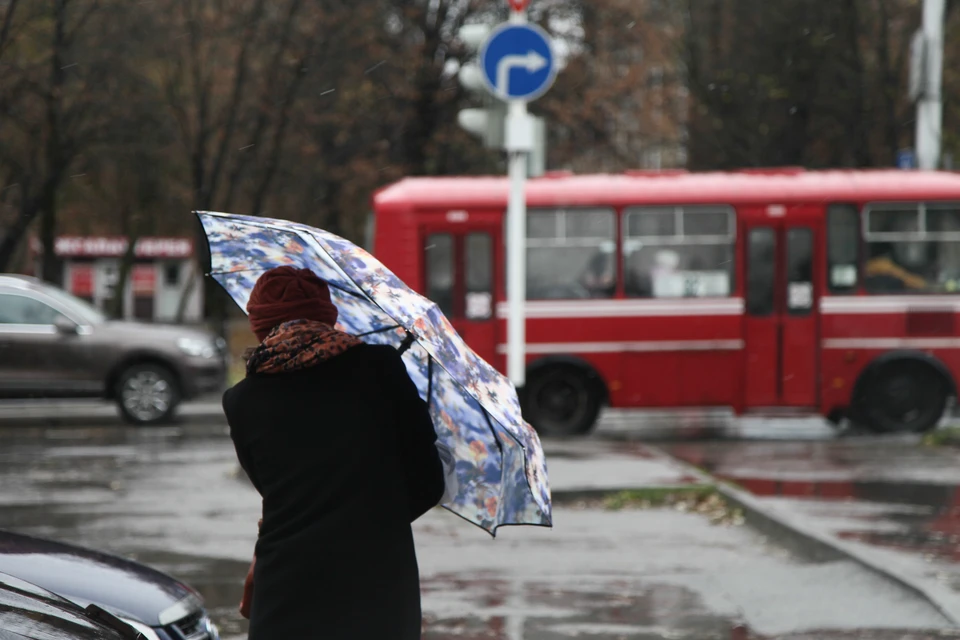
[496,50,547,97]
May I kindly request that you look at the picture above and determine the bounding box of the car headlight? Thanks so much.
[205,617,221,640]
[120,618,161,640]
[176,337,217,359]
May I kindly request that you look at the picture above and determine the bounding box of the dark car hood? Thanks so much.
[0,571,131,640]
[0,531,197,626]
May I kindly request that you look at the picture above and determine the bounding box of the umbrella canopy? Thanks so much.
[198,211,551,535]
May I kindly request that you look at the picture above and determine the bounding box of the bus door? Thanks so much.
[421,223,500,367]
[743,208,820,409]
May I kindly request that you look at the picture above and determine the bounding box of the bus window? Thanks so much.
[864,203,960,294]
[425,233,454,316]
[826,204,859,293]
[787,228,813,315]
[623,206,734,298]
[465,232,493,320]
[747,227,776,316]
[524,208,616,300]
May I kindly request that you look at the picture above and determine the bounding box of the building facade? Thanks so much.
[31,236,204,323]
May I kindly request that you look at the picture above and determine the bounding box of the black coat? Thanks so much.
[222,344,444,640]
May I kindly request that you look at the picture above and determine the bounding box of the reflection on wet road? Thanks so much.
[0,417,954,638]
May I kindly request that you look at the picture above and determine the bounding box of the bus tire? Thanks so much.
[522,365,602,437]
[855,360,949,434]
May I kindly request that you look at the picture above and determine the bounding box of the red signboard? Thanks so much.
[69,265,94,297]
[507,0,528,11]
[53,236,194,259]
[131,265,157,295]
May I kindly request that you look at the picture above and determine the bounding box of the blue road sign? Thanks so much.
[897,149,917,170]
[480,23,557,102]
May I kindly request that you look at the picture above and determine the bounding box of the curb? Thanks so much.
[550,484,712,506]
[644,445,960,627]
[0,407,226,429]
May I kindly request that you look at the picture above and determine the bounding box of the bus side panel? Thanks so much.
[678,350,743,407]
[820,306,960,416]
[373,203,420,287]
[819,348,862,416]
[518,311,742,409]
[622,352,681,406]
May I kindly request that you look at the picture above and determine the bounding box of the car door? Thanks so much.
[0,291,98,397]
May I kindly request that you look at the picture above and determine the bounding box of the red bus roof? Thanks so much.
[373,169,960,210]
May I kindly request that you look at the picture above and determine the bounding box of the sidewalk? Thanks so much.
[0,397,225,427]
[543,438,704,493]
[415,440,952,639]
[663,438,960,628]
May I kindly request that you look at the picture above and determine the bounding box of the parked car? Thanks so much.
[0,530,220,640]
[0,275,226,424]
[0,570,143,639]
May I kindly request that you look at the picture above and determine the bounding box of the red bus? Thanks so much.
[371,168,960,436]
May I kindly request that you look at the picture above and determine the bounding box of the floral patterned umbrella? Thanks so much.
[197,211,551,535]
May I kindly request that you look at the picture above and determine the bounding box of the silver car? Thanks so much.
[0,274,226,424]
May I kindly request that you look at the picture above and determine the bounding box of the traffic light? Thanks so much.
[456,23,506,149]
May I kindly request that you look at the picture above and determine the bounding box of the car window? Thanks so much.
[0,293,66,325]
[39,286,105,325]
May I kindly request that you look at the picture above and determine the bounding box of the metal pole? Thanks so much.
[506,101,527,388]
[506,7,527,388]
[917,0,945,170]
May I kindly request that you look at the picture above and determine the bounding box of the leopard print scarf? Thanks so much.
[246,319,361,375]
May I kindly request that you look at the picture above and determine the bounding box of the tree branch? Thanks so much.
[0,0,20,59]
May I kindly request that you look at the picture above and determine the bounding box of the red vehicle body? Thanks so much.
[372,168,960,435]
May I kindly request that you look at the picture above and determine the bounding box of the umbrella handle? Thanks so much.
[397,331,416,355]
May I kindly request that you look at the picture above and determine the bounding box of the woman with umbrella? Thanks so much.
[223,266,445,640]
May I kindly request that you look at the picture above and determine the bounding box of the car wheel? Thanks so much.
[116,364,180,425]
[857,361,948,434]
[522,366,602,437]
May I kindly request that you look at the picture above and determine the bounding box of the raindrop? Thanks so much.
[789,106,798,115]
[365,60,387,74]
[321,89,336,96]
[239,144,255,151]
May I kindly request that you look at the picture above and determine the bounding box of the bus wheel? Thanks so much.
[858,361,948,434]
[523,366,602,437]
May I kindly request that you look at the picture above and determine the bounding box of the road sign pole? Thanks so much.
[915,0,945,170]
[506,7,527,388]
[506,100,527,388]
[475,4,556,389]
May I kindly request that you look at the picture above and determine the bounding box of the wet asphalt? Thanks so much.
[0,407,958,638]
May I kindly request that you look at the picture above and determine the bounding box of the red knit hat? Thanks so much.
[247,266,339,341]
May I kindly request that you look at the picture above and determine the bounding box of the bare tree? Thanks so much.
[0,0,133,279]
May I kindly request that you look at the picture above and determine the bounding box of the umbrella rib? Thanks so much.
[208,268,369,300]
[441,505,498,538]
[482,409,504,457]
[427,358,434,411]
[356,325,402,337]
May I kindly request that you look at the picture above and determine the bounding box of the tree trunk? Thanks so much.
[39,191,60,285]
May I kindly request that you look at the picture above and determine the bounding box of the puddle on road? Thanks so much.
[422,573,742,640]
[768,632,960,640]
